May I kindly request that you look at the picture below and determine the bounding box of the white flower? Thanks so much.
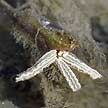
[16,50,102,92]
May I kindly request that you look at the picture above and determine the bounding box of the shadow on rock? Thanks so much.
[0,29,45,108]
[90,16,108,43]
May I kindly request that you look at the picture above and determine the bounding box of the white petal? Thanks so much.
[16,50,57,82]
[62,52,102,79]
[56,57,81,92]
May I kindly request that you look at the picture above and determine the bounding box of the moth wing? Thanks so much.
[56,57,81,92]
[16,50,57,82]
[62,52,102,79]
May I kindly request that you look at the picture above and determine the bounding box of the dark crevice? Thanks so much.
[91,16,108,43]
[5,0,27,8]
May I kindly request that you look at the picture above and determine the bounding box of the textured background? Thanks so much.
[0,0,108,108]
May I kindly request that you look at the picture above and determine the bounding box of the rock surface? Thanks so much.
[0,0,108,108]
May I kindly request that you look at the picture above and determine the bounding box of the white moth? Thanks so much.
[16,50,102,92]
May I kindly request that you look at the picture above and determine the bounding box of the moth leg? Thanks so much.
[35,27,44,49]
